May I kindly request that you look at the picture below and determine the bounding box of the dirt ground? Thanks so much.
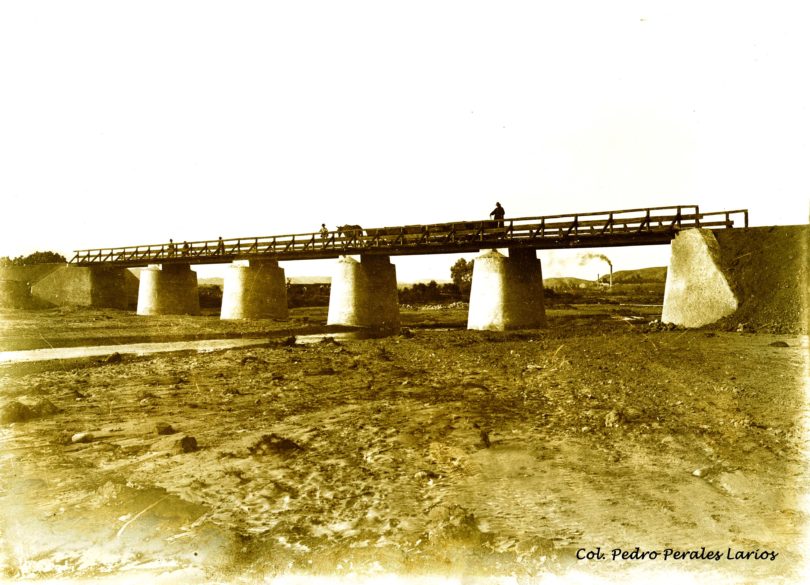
[0,302,807,584]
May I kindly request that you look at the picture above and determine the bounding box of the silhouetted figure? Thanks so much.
[320,224,329,239]
[181,241,190,256]
[490,202,505,228]
[337,224,363,238]
[167,239,176,257]
[216,237,225,254]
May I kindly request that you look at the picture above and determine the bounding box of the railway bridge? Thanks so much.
[64,205,748,330]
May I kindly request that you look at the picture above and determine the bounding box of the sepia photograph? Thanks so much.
[1,2,808,584]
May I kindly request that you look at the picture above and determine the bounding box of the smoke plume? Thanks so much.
[578,253,612,269]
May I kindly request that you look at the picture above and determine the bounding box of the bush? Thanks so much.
[198,284,223,308]
[287,283,330,307]
[0,251,67,266]
[398,281,462,305]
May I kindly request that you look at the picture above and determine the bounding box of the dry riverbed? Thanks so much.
[0,306,807,583]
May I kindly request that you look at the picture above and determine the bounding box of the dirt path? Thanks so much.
[0,308,807,582]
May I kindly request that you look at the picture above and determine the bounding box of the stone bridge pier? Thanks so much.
[136,264,200,316]
[220,259,288,320]
[467,248,546,330]
[327,255,400,331]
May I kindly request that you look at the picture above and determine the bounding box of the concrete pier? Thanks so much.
[220,259,288,320]
[467,248,546,330]
[136,264,200,316]
[327,255,400,330]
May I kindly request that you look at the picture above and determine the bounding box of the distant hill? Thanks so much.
[289,276,331,284]
[545,277,594,289]
[398,279,452,289]
[599,267,667,284]
[198,276,331,287]
[198,277,223,286]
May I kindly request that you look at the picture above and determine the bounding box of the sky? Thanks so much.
[1,1,808,282]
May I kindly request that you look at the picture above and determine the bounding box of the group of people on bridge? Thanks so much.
[166,237,226,257]
[161,202,507,258]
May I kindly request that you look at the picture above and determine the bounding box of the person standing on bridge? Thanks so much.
[167,239,176,257]
[320,224,329,239]
[216,237,225,254]
[490,202,505,228]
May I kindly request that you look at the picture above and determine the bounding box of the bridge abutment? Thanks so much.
[662,229,737,328]
[220,260,288,320]
[22,265,138,309]
[136,264,200,316]
[662,226,808,331]
[467,248,546,330]
[327,255,400,331]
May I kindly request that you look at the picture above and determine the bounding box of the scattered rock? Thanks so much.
[424,504,485,545]
[280,336,297,347]
[96,480,124,502]
[104,352,122,364]
[177,436,198,453]
[1,399,61,424]
[399,328,415,339]
[71,432,94,444]
[646,319,678,332]
[249,433,303,457]
[768,341,789,348]
[0,400,34,424]
[155,422,175,435]
[604,410,623,428]
[414,469,439,481]
[153,434,198,454]
[240,355,259,365]
[622,406,643,422]
[319,336,340,345]
[31,398,61,417]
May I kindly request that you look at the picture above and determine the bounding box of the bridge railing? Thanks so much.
[70,205,748,265]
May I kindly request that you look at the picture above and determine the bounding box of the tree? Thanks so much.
[450,258,474,298]
[1,251,67,266]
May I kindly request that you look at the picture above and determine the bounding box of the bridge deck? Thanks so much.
[70,205,748,267]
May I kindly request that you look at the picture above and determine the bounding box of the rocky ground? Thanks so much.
[0,303,807,584]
